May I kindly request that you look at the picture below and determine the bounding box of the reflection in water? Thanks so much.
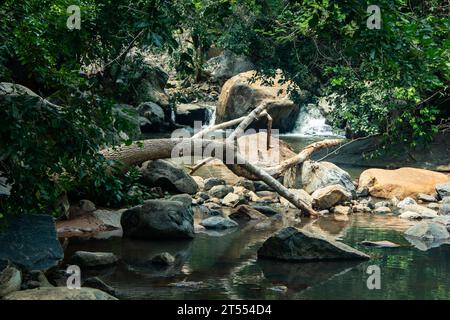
[64,213,450,300]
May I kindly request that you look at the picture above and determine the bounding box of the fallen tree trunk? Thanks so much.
[101,138,318,216]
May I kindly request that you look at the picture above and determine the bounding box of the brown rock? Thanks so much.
[229,205,268,221]
[311,184,352,210]
[358,168,450,199]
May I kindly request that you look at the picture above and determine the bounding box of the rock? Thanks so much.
[318,210,330,215]
[352,204,371,213]
[115,52,169,107]
[140,160,198,194]
[333,205,352,215]
[250,205,279,216]
[373,206,392,214]
[400,205,438,219]
[255,191,279,203]
[397,197,417,208]
[311,184,352,209]
[217,70,302,132]
[301,161,356,195]
[0,215,63,271]
[360,240,400,248]
[257,227,370,262]
[194,224,206,233]
[358,167,450,199]
[374,200,391,208]
[436,182,450,199]
[170,194,193,208]
[136,102,167,131]
[4,287,117,300]
[192,176,205,191]
[209,185,234,199]
[399,211,422,220]
[254,181,274,192]
[268,285,288,294]
[82,277,117,297]
[92,209,123,229]
[175,103,214,126]
[200,216,239,230]
[280,189,312,208]
[121,200,194,239]
[79,200,96,212]
[404,222,450,241]
[204,178,226,191]
[427,203,441,211]
[417,193,437,202]
[205,50,254,83]
[150,252,175,266]
[439,204,450,215]
[0,176,11,198]
[222,193,244,207]
[234,178,255,192]
[432,216,450,231]
[70,251,118,268]
[229,205,268,222]
[0,261,21,297]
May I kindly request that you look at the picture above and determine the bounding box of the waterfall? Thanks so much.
[204,105,216,128]
[286,103,337,137]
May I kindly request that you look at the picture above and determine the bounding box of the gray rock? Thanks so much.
[200,216,238,230]
[234,178,255,192]
[257,227,369,262]
[150,252,175,266]
[439,204,450,216]
[311,184,352,209]
[92,209,123,229]
[4,287,117,300]
[79,199,96,213]
[137,101,165,124]
[427,203,441,211]
[0,261,21,297]
[250,205,279,216]
[399,211,422,220]
[404,221,450,241]
[375,201,391,208]
[373,206,392,214]
[400,204,438,219]
[417,193,437,202]
[70,251,118,268]
[432,216,450,231]
[204,178,226,191]
[397,197,417,208]
[0,176,11,198]
[301,161,355,195]
[253,181,274,192]
[436,182,450,199]
[175,103,214,126]
[208,185,234,199]
[170,194,193,208]
[205,50,254,83]
[121,200,194,239]
[82,277,117,297]
[0,215,63,271]
[140,160,198,194]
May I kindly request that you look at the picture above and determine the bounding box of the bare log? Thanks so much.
[101,138,317,216]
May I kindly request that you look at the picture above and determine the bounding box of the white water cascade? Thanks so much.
[286,103,337,137]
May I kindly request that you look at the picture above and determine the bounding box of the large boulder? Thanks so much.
[113,51,169,107]
[4,287,117,300]
[404,222,449,241]
[140,160,198,194]
[204,50,254,83]
[216,70,303,133]
[358,168,450,199]
[311,184,352,210]
[175,103,215,127]
[257,227,370,262]
[0,215,63,271]
[300,161,355,195]
[121,200,194,239]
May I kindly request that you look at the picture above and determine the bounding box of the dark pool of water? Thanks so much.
[64,214,450,300]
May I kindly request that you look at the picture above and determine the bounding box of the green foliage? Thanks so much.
[224,0,449,145]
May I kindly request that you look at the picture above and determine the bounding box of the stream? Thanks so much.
[64,106,450,300]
